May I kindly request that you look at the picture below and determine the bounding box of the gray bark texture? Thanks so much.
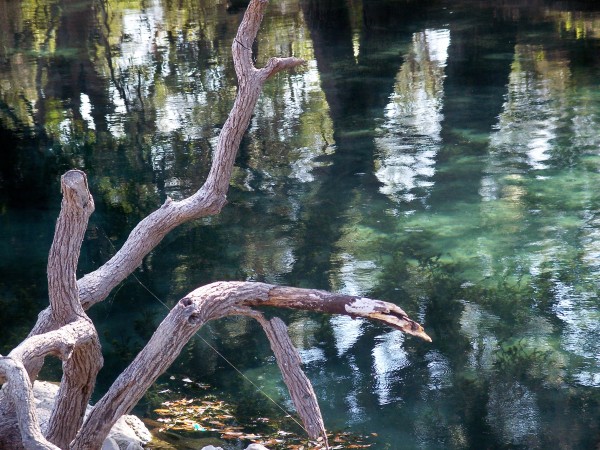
[0,1,430,448]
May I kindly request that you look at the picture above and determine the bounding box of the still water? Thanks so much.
[1,0,600,448]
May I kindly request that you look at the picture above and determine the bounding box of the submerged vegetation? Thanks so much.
[143,381,374,449]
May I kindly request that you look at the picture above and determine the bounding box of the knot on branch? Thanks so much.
[180,297,193,307]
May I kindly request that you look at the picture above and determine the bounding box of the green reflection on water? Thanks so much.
[1,0,600,449]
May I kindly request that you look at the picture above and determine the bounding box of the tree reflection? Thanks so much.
[375,28,449,205]
[1,0,600,448]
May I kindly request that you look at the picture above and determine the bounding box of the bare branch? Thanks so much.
[9,318,100,449]
[35,168,103,447]
[260,56,306,81]
[46,335,102,448]
[232,0,267,77]
[2,319,102,449]
[26,171,97,386]
[48,170,94,324]
[71,297,205,449]
[10,320,94,365]
[248,285,432,342]
[68,0,304,312]
[72,281,427,448]
[250,313,327,444]
[0,357,60,450]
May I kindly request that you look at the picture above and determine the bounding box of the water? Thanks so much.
[1,0,600,448]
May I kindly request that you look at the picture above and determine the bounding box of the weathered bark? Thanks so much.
[46,339,102,448]
[0,1,431,449]
[11,322,97,373]
[0,171,102,448]
[0,358,60,450]
[249,285,431,341]
[252,313,327,444]
[0,319,96,450]
[45,171,102,449]
[48,170,94,324]
[0,319,96,449]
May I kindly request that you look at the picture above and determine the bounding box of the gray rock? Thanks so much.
[200,446,224,450]
[125,442,144,450]
[110,414,152,449]
[101,437,120,450]
[33,381,152,450]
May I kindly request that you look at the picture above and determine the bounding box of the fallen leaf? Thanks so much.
[221,431,244,439]
[240,434,263,439]
[208,420,225,427]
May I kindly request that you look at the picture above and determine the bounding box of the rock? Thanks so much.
[200,446,224,450]
[33,381,152,450]
[125,443,144,450]
[111,414,152,449]
[102,437,120,450]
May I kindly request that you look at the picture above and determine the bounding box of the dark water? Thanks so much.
[2,0,600,448]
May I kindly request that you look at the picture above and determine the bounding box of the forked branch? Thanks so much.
[73,281,429,448]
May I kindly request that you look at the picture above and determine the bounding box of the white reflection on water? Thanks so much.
[487,381,540,447]
[372,331,408,405]
[330,28,450,409]
[375,28,449,205]
[488,44,570,173]
[334,252,378,297]
[297,347,326,365]
[424,350,452,391]
[552,281,600,385]
[107,84,127,138]
[107,2,168,138]
[251,58,334,184]
[329,252,378,357]
[581,211,600,275]
[331,315,365,357]
[80,93,95,131]
[119,4,165,68]
[345,357,367,425]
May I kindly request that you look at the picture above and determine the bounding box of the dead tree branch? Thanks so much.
[48,170,94,324]
[0,357,60,450]
[251,313,328,444]
[73,282,429,448]
[3,170,103,448]
[45,171,102,449]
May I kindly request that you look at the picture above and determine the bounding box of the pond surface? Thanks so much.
[1,0,600,448]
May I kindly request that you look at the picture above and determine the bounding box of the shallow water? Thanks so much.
[1,0,600,448]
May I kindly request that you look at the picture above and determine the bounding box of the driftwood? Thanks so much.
[0,1,431,448]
